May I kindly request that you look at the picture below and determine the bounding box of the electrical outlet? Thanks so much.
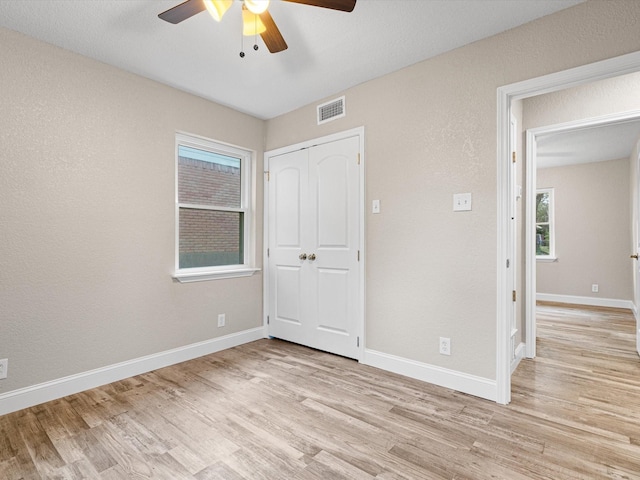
[592,284,599,293]
[439,337,451,356]
[217,313,226,328]
[0,358,8,379]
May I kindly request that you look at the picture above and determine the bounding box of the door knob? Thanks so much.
[631,254,639,259]
[308,253,316,261]
[299,253,307,260]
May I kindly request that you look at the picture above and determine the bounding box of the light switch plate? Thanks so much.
[372,199,381,214]
[453,193,472,211]
[0,359,7,380]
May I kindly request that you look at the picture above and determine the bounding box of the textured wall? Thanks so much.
[2,0,640,396]
[266,0,640,379]
[523,71,640,129]
[0,28,264,394]
[537,158,632,300]
[522,69,640,306]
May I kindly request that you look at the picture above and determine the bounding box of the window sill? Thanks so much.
[173,268,260,283]
[536,257,557,263]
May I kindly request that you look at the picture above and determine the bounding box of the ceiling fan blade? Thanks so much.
[158,0,206,24]
[282,0,356,12]
[259,11,288,53]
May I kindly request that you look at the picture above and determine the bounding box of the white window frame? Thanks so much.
[173,132,258,283]
[535,188,556,261]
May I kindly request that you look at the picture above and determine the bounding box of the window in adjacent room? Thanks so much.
[174,133,257,282]
[535,188,555,259]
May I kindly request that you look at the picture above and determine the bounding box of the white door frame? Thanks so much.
[496,50,640,405]
[636,142,640,356]
[508,114,519,371]
[524,110,640,359]
[263,126,366,360]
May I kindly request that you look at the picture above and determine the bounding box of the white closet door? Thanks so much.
[268,136,360,359]
[268,148,309,346]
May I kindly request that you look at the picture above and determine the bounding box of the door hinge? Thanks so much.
[357,250,360,261]
[265,171,270,181]
[357,153,361,165]
[512,152,516,163]
[267,315,270,325]
[512,290,516,302]
[357,336,360,347]
[267,248,270,258]
[506,259,510,268]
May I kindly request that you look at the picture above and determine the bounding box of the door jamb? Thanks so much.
[636,143,640,356]
[263,126,366,361]
[497,50,640,405]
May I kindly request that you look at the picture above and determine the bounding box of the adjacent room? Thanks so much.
[1,0,640,478]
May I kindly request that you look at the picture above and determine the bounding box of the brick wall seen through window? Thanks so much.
[177,146,244,269]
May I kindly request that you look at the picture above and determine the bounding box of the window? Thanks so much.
[536,188,555,259]
[173,133,257,282]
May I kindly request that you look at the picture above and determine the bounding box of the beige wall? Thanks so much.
[266,0,640,380]
[537,159,633,300]
[0,28,265,394]
[2,0,640,399]
[523,70,640,130]
[521,68,640,308]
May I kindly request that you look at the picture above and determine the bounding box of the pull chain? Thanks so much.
[240,8,262,57]
[254,14,259,51]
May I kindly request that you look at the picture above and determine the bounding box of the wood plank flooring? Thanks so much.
[1,302,639,479]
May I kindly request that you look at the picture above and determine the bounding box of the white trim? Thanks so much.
[496,84,511,405]
[0,327,267,416]
[525,128,537,360]
[263,127,366,361]
[510,342,526,374]
[363,349,496,402]
[536,293,634,310]
[173,267,260,283]
[174,132,257,281]
[536,257,557,263]
[265,126,365,158]
[532,109,640,134]
[498,50,640,405]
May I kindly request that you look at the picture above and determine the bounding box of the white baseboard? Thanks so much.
[0,327,267,416]
[362,349,496,402]
[537,293,634,310]
[510,342,525,374]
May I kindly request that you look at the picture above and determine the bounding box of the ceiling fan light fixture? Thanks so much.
[242,6,267,35]
[158,0,356,54]
[244,0,270,15]
[203,0,232,21]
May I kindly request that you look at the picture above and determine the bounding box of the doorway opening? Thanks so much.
[496,50,640,405]
[525,110,640,358]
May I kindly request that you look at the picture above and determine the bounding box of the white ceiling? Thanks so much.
[0,0,584,119]
[536,118,640,169]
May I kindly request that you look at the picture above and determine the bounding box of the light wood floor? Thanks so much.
[1,303,639,479]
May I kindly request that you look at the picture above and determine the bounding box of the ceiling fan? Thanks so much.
[158,0,357,55]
